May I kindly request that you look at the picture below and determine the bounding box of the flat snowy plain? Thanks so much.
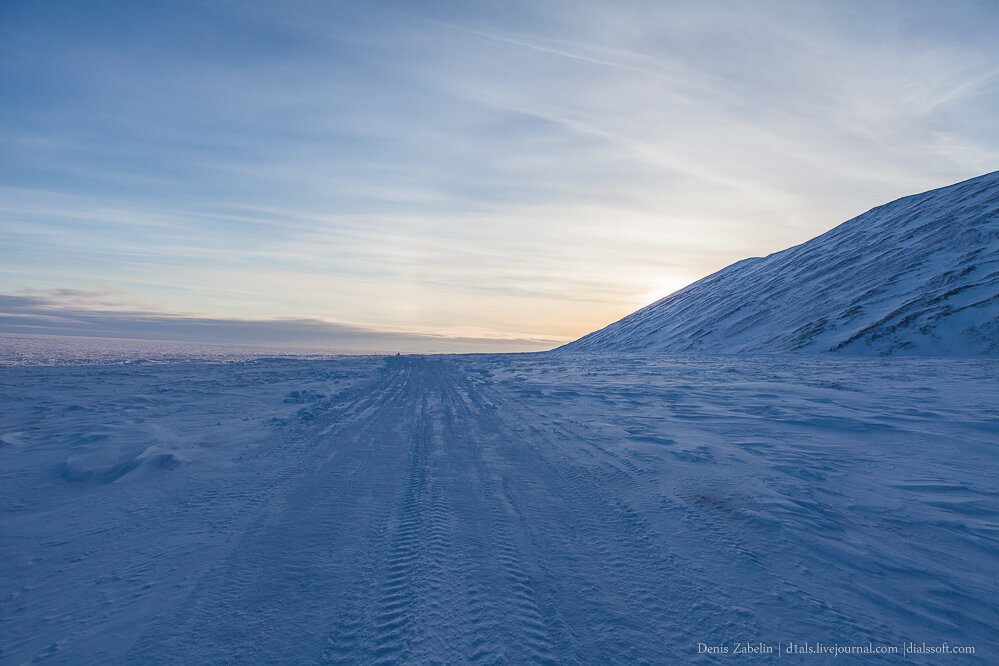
[2,336,997,663]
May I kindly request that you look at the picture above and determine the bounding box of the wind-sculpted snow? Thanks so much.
[2,354,997,663]
[562,171,999,356]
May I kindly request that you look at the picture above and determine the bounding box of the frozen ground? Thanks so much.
[2,346,997,663]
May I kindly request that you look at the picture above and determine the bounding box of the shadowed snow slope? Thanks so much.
[562,171,999,356]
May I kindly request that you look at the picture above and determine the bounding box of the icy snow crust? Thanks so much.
[2,352,997,663]
[562,171,999,356]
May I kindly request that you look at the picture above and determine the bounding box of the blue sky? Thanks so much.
[2,0,998,351]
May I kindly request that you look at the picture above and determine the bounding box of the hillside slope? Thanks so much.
[562,171,999,356]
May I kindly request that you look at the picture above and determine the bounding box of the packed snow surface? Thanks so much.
[562,171,999,356]
[2,345,997,663]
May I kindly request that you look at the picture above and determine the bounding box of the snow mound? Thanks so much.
[561,171,999,356]
[58,440,195,484]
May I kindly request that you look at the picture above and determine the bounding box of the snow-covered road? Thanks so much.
[129,357,697,663]
[2,353,997,663]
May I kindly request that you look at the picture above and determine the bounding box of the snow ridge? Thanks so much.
[562,171,999,356]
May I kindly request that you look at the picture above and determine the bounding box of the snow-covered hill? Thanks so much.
[562,171,999,356]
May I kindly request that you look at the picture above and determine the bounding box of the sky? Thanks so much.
[2,0,998,352]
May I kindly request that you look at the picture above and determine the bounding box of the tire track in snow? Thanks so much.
[436,365,561,664]
[361,394,434,664]
[123,360,417,663]
[337,359,560,664]
[452,360,739,662]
